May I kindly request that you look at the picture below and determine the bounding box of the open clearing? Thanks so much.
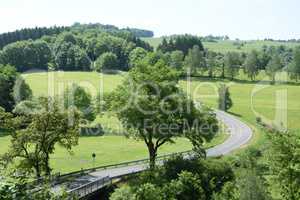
[22,71,124,97]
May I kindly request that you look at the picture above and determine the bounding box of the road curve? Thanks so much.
[206,110,253,157]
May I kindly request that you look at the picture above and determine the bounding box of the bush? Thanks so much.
[94,52,118,72]
[110,185,135,200]
[64,84,96,121]
[256,116,262,125]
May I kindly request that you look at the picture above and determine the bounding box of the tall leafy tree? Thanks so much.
[224,52,241,80]
[169,50,184,70]
[129,47,148,68]
[243,51,260,81]
[54,42,91,71]
[265,53,283,83]
[206,51,218,78]
[111,62,218,169]
[288,46,300,82]
[94,52,119,72]
[268,131,300,200]
[0,65,18,111]
[0,106,13,130]
[238,171,271,200]
[184,45,206,75]
[64,83,95,121]
[218,84,232,112]
[13,77,32,105]
[4,97,80,177]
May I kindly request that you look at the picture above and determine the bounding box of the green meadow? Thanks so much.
[142,37,300,53]
[22,71,300,131]
[22,71,124,97]
[0,133,226,173]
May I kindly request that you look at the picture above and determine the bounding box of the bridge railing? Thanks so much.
[68,176,111,199]
[57,150,194,182]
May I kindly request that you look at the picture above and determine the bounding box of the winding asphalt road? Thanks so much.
[56,110,253,195]
[207,110,253,157]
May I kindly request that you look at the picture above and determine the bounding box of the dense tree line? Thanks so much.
[0,23,154,50]
[0,40,52,72]
[122,28,154,38]
[71,22,154,38]
[2,28,299,83]
[154,38,299,82]
[0,26,69,49]
[201,35,230,42]
[264,38,300,43]
[0,29,153,72]
[157,34,204,55]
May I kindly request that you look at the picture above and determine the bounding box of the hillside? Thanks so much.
[142,37,300,53]
[0,23,154,49]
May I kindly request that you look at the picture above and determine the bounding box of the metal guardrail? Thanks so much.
[58,150,194,181]
[29,172,61,186]
[68,176,111,199]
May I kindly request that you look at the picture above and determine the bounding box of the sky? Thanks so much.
[0,0,299,40]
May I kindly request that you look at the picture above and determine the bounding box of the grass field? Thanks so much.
[0,135,191,173]
[23,71,300,131]
[22,71,124,97]
[181,79,300,130]
[0,132,228,173]
[142,37,300,53]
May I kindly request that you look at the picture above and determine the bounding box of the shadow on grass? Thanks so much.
[0,129,10,137]
[180,75,300,86]
[227,111,242,118]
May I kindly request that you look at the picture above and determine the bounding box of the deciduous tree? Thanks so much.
[5,97,80,177]
[0,65,18,111]
[111,62,218,169]
[243,51,260,81]
[184,45,206,75]
[288,46,300,81]
[265,53,282,83]
[64,84,95,121]
[94,52,118,72]
[224,52,241,80]
[218,84,232,112]
[268,131,300,200]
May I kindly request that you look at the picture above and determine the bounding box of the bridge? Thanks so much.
[49,110,252,199]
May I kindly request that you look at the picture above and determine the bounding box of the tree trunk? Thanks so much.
[45,153,51,176]
[209,68,213,78]
[34,164,41,179]
[147,142,157,170]
[221,64,225,79]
